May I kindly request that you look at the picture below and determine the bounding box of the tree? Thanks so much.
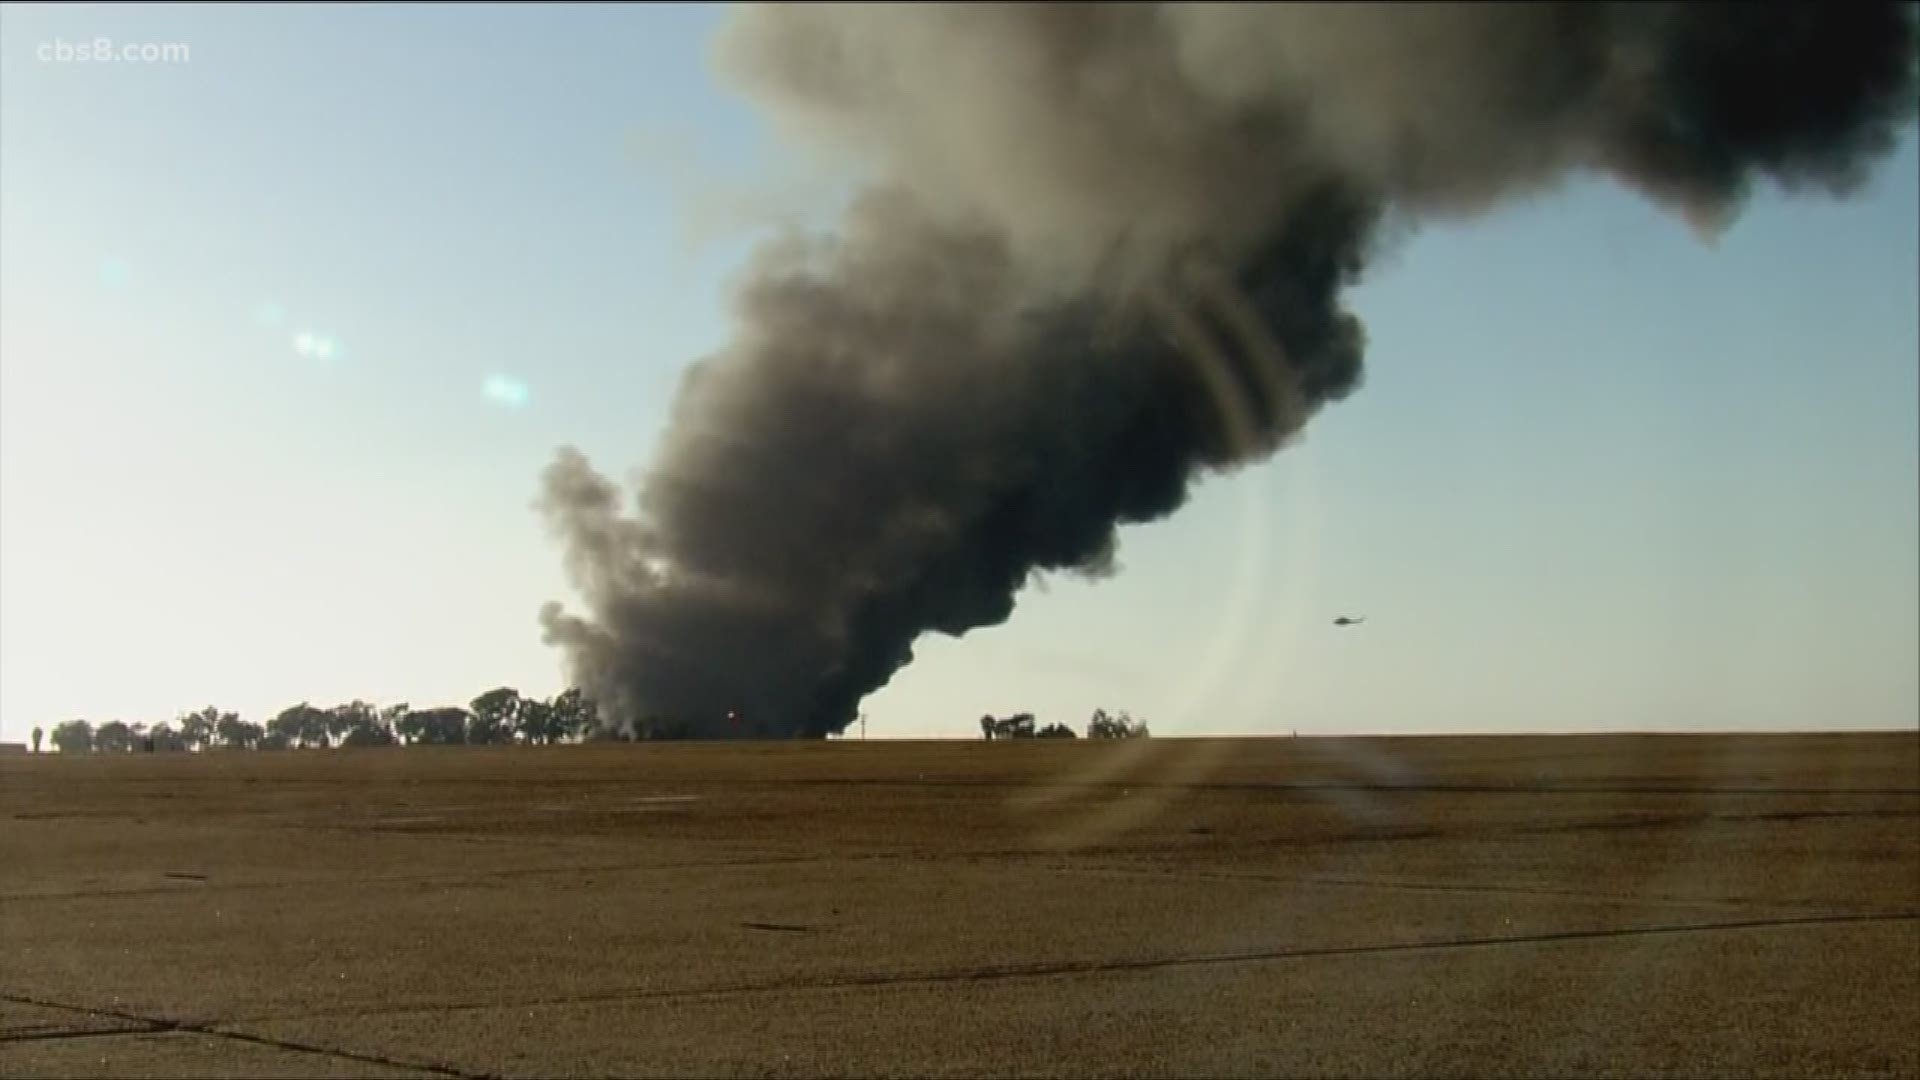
[340,722,395,748]
[50,720,93,754]
[327,701,388,747]
[327,701,371,746]
[1037,722,1077,739]
[380,703,412,743]
[95,721,134,754]
[391,709,425,745]
[425,708,471,746]
[265,706,299,748]
[149,723,186,752]
[514,697,564,745]
[1087,708,1150,740]
[980,715,995,741]
[550,689,598,742]
[297,706,330,748]
[31,726,42,753]
[178,707,225,752]
[258,729,291,751]
[396,707,469,746]
[215,714,262,750]
[269,703,331,749]
[468,688,523,745]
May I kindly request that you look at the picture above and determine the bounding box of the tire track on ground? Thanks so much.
[1022,859,1889,914]
[791,778,1920,796]
[0,853,833,903]
[229,910,1919,1024]
[0,992,492,1079]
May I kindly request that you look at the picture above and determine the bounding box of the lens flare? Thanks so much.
[293,331,340,362]
[483,374,531,408]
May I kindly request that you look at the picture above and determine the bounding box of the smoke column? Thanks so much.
[539,3,1918,738]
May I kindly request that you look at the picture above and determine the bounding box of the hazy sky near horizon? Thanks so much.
[1,3,1915,743]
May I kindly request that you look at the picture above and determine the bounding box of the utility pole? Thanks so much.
[860,712,867,741]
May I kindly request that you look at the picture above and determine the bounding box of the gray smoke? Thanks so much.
[539,2,1919,738]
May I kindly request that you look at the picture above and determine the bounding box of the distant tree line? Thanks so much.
[979,708,1150,741]
[1085,709,1151,740]
[37,687,600,754]
[29,693,1152,753]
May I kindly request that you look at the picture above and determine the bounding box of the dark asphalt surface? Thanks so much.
[3,733,1915,1077]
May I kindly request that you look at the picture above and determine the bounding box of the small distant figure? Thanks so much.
[31,726,43,754]
[1333,616,1365,627]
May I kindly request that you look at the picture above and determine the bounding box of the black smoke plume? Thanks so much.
[539,3,1919,738]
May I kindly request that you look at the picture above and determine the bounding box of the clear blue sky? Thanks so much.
[2,3,1914,742]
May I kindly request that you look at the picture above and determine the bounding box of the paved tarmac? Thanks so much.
[3,733,1915,1077]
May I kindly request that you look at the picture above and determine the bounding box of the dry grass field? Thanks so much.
[3,732,1916,1078]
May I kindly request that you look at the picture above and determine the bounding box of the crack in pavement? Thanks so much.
[791,778,1920,797]
[1026,859,1885,913]
[228,909,1920,1025]
[0,1025,160,1044]
[0,992,494,1079]
[0,853,836,904]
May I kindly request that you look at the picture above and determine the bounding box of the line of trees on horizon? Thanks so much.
[27,694,1154,754]
[34,687,601,755]
[978,709,1151,741]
